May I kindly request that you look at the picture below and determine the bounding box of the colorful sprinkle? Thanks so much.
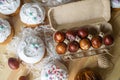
[33,17,37,20]
[60,73,63,76]
[31,43,39,50]
[30,12,33,16]
[0,25,4,30]
[45,73,48,77]
[45,64,68,80]
[0,2,3,5]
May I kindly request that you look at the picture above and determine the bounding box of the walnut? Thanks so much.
[75,69,102,80]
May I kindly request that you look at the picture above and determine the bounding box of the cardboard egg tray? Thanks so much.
[53,23,114,61]
[48,0,112,61]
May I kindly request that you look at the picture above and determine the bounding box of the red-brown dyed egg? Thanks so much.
[8,57,20,70]
[103,35,114,46]
[68,41,79,52]
[91,36,102,48]
[66,30,77,41]
[80,39,91,50]
[54,31,65,43]
[19,76,27,80]
[78,28,88,38]
[56,42,67,54]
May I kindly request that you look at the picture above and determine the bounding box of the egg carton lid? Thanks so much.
[48,0,111,30]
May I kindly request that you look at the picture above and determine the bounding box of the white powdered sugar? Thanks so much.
[20,3,45,25]
[111,0,120,8]
[42,0,73,7]
[0,18,11,43]
[0,0,20,15]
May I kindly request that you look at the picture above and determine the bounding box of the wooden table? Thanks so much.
[0,2,120,80]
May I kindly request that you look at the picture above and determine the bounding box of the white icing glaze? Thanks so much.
[0,0,20,15]
[41,60,68,80]
[20,3,45,25]
[111,0,120,8]
[42,0,72,7]
[17,35,45,64]
[0,18,11,43]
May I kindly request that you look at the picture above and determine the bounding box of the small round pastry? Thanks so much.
[68,41,79,52]
[0,18,14,45]
[54,31,65,43]
[0,0,20,15]
[66,30,77,41]
[56,42,67,54]
[20,3,45,27]
[17,35,45,64]
[91,36,102,48]
[75,69,102,80]
[8,57,20,70]
[80,39,91,50]
[78,28,88,38]
[41,60,68,80]
[103,35,114,46]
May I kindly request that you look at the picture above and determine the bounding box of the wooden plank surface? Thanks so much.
[0,1,120,80]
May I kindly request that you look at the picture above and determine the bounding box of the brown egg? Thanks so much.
[56,42,67,54]
[68,41,79,52]
[78,28,88,38]
[75,69,102,80]
[54,31,65,43]
[66,30,77,41]
[91,36,102,48]
[80,39,91,50]
[8,57,20,70]
[19,76,27,80]
[103,35,114,46]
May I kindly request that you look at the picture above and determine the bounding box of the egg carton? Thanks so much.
[48,0,112,61]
